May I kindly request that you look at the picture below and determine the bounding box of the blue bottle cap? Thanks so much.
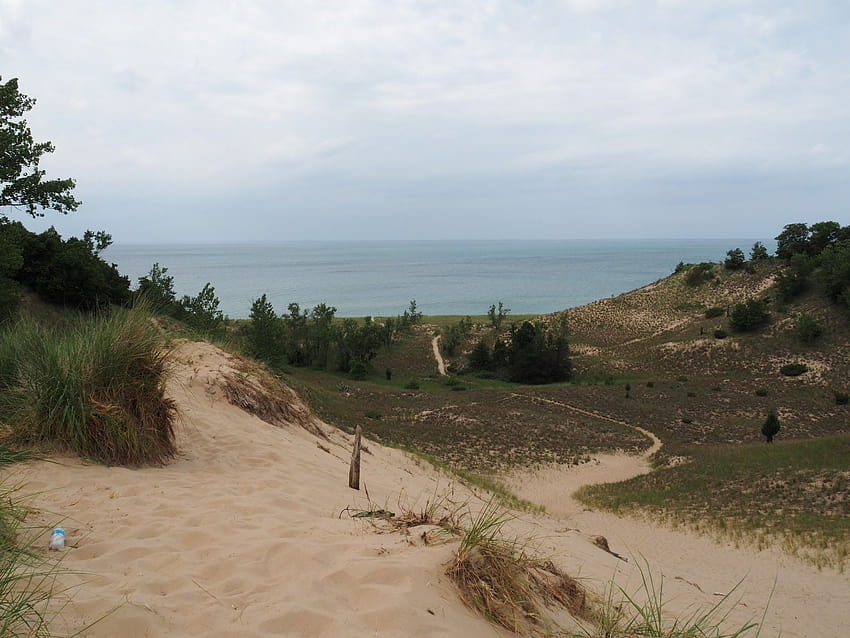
[54,528,65,535]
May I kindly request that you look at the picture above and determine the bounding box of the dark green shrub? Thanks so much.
[724,248,745,270]
[684,263,716,286]
[761,411,780,443]
[181,283,224,336]
[687,391,696,398]
[681,417,693,424]
[385,368,392,380]
[755,388,768,397]
[835,391,849,406]
[349,360,367,380]
[729,298,771,332]
[750,241,770,260]
[445,376,463,387]
[705,307,725,319]
[676,376,688,382]
[795,313,823,343]
[780,362,808,377]
[468,339,493,371]
[646,381,654,388]
[713,329,727,339]
[404,380,420,390]
[364,409,382,420]
[450,385,467,391]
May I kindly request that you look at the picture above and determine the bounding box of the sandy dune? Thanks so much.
[8,341,850,637]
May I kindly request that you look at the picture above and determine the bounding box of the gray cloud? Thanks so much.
[3,0,848,241]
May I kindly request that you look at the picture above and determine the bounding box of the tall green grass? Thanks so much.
[0,306,176,465]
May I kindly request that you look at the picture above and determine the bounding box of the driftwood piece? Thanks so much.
[349,425,362,490]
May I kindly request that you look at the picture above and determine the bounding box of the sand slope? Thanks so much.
[8,341,850,637]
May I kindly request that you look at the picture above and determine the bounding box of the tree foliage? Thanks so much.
[750,241,770,261]
[0,220,129,312]
[1,77,80,218]
[181,283,224,336]
[729,298,771,332]
[724,248,745,271]
[761,411,780,443]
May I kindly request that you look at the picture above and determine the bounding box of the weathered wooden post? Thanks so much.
[348,425,362,490]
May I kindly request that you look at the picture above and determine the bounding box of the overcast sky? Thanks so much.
[2,1,848,243]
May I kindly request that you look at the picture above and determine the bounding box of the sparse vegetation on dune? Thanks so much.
[577,435,850,570]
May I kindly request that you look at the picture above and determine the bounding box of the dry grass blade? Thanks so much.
[220,369,327,439]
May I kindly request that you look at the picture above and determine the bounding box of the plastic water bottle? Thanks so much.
[49,528,65,550]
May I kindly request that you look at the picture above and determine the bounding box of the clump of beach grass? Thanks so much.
[0,450,69,636]
[446,498,589,635]
[0,306,176,465]
[589,557,768,638]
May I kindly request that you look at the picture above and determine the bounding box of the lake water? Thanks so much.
[106,239,765,319]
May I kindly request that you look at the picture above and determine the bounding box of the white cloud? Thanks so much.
[3,0,849,240]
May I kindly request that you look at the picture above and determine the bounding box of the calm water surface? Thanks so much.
[106,239,764,318]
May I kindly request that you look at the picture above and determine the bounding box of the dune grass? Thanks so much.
[0,306,176,465]
[445,499,766,637]
[0,447,65,636]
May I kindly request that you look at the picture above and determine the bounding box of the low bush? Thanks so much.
[729,298,771,332]
[834,391,849,406]
[795,313,823,343]
[713,328,727,339]
[364,409,382,420]
[755,388,768,397]
[404,380,420,390]
[349,360,367,380]
[683,262,716,286]
[704,306,725,318]
[0,307,176,465]
[780,362,809,377]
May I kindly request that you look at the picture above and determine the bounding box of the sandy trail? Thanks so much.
[6,341,849,637]
[431,335,447,376]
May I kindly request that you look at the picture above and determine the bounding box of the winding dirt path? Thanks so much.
[504,393,662,517]
[431,335,447,376]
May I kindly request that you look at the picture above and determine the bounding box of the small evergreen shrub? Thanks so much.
[729,298,771,332]
[761,411,780,443]
[755,388,768,397]
[713,329,727,339]
[681,417,693,424]
[780,362,808,377]
[704,306,725,318]
[795,313,823,343]
[645,381,654,388]
[349,360,367,380]
[834,391,849,406]
[364,409,382,420]
[724,248,745,270]
[684,263,716,286]
[686,391,696,398]
[404,380,420,390]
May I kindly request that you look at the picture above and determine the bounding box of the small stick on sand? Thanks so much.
[349,425,362,490]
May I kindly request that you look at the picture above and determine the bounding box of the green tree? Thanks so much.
[775,223,810,259]
[181,283,224,335]
[795,313,823,344]
[468,338,493,371]
[724,248,745,271]
[818,240,850,310]
[729,298,771,332]
[807,221,841,255]
[137,263,178,313]
[750,241,770,261]
[249,294,286,368]
[1,77,80,218]
[761,411,780,443]
[488,301,510,328]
